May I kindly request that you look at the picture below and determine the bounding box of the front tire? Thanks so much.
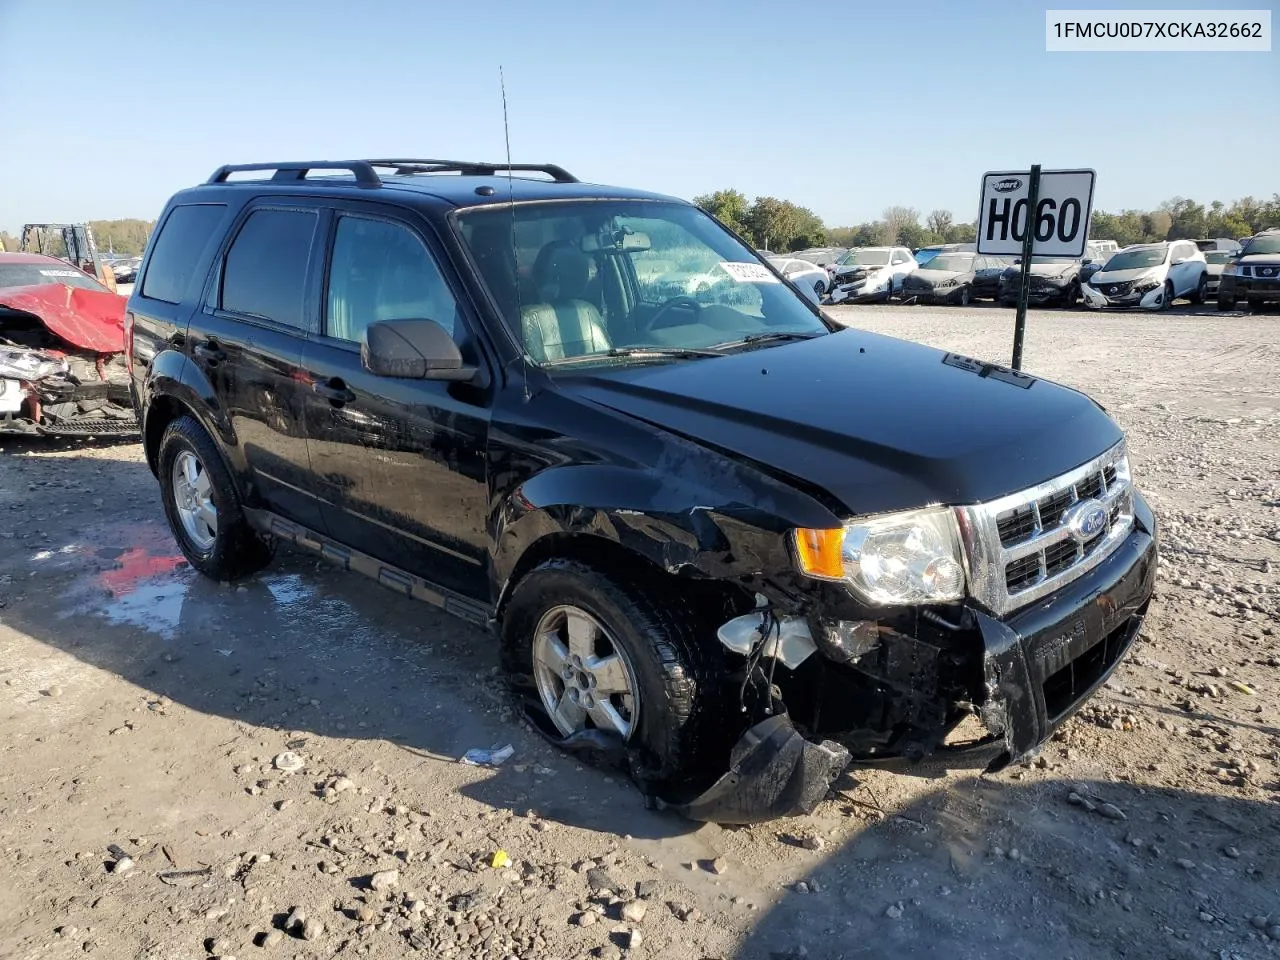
[158,415,273,581]
[1218,292,1235,311]
[958,285,971,306]
[1061,282,1080,308]
[1160,281,1175,311]
[501,559,724,786]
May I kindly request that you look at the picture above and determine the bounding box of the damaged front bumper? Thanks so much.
[0,345,137,437]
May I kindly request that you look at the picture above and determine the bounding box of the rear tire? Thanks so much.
[158,415,273,581]
[501,559,725,787]
[1190,275,1207,305]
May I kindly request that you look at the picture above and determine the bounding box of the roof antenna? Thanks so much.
[500,65,531,403]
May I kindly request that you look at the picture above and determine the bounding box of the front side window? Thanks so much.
[456,200,827,366]
[326,217,459,345]
[221,209,317,329]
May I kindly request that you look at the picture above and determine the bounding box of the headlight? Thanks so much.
[1134,279,1160,293]
[793,507,966,605]
[937,278,957,288]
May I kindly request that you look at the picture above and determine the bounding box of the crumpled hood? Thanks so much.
[1089,267,1160,285]
[0,282,127,353]
[908,268,967,286]
[562,329,1122,513]
[1010,262,1076,279]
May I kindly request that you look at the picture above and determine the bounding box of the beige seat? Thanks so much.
[520,241,611,362]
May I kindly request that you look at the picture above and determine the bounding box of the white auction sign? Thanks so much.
[976,169,1096,258]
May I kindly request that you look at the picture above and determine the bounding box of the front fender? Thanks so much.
[142,348,246,475]
[491,461,840,612]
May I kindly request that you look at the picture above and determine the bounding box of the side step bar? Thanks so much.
[243,508,492,628]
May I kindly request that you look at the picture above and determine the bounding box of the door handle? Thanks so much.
[193,340,226,363]
[313,378,356,406]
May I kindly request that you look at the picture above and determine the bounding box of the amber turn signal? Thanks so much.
[792,528,846,580]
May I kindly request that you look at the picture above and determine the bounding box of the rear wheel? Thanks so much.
[1190,274,1207,305]
[158,415,273,580]
[501,559,725,786]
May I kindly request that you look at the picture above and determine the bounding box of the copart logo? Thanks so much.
[993,177,1023,193]
[1063,498,1107,543]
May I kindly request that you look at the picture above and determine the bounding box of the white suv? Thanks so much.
[1082,240,1208,311]
[827,246,917,303]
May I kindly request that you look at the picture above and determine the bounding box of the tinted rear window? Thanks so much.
[140,203,226,304]
[220,209,317,330]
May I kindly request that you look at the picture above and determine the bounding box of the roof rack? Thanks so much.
[206,161,381,187]
[364,158,578,183]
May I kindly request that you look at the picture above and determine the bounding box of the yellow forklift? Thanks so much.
[19,223,118,293]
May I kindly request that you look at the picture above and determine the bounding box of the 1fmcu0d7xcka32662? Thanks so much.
[126,158,1157,822]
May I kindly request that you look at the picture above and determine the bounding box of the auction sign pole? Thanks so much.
[977,166,1095,371]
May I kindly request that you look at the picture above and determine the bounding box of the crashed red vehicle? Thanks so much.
[0,252,138,436]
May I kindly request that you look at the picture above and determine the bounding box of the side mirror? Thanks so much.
[362,319,476,381]
[1082,258,1093,265]
[1171,257,1187,265]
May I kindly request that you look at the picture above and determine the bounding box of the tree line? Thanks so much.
[694,189,1280,253]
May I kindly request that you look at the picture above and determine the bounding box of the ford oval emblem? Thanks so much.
[1063,498,1107,542]
[993,177,1023,193]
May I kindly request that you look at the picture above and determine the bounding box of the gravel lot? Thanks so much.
[2,302,1277,960]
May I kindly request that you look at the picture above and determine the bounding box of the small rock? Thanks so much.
[708,856,729,875]
[353,906,375,923]
[1222,846,1240,859]
[272,752,304,773]
[626,928,643,950]
[794,881,810,894]
[284,908,307,932]
[1248,916,1269,930]
[802,835,826,852]
[299,918,323,941]
[595,946,622,960]
[1098,803,1127,821]
[574,911,597,927]
[620,900,647,923]
[1175,858,1196,871]
[1268,925,1280,942]
[635,880,658,899]
[369,869,400,891]
[586,867,620,893]
[885,903,904,920]
[206,937,231,954]
[258,929,284,947]
[44,685,64,698]
[109,857,134,875]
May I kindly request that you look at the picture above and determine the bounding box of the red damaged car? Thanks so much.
[0,252,138,436]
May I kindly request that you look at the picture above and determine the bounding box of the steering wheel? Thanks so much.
[642,295,702,334]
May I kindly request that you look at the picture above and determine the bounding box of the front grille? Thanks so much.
[958,442,1135,617]
[1098,280,1134,296]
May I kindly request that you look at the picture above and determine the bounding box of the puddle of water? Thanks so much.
[263,573,314,606]
[98,575,193,639]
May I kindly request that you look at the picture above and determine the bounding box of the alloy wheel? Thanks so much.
[171,449,217,551]
[532,604,640,740]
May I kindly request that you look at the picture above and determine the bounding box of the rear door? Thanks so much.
[187,204,326,529]
[298,206,492,600]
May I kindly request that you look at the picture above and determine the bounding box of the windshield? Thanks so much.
[1205,251,1234,264]
[456,200,828,366]
[915,248,941,265]
[1243,235,1280,256]
[837,249,890,267]
[923,255,975,273]
[0,262,108,292]
[1102,248,1166,271]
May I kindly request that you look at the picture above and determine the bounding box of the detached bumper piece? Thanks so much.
[974,526,1157,770]
[658,714,850,824]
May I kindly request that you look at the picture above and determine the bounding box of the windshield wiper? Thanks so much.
[709,331,824,351]
[542,345,722,366]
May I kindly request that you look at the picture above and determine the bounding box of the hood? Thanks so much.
[1088,266,1160,285]
[561,329,1122,514]
[0,282,127,353]
[1005,262,1076,279]
[833,263,884,279]
[908,268,968,286]
[1240,253,1280,267]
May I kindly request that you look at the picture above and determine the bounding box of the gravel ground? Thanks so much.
[1,302,1278,960]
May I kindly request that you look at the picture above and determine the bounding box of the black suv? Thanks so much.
[127,159,1158,822]
[1216,229,1280,311]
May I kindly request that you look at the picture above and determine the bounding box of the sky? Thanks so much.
[0,0,1276,234]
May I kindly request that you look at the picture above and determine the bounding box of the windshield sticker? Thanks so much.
[718,261,781,284]
[39,269,82,278]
